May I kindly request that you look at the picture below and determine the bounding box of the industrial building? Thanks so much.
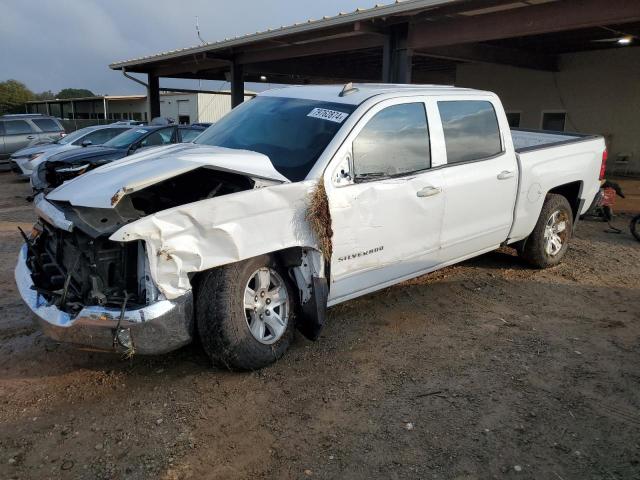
[25,91,254,129]
[108,0,640,176]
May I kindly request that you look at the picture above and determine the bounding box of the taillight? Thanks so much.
[600,149,607,180]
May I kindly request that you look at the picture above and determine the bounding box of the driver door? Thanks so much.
[325,98,446,304]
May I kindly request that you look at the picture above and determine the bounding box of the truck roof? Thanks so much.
[261,83,488,105]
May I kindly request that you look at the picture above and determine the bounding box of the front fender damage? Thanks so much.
[109,180,325,304]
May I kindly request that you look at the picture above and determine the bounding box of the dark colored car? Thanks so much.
[9,124,131,178]
[32,125,205,192]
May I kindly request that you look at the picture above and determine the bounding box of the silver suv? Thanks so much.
[0,114,65,166]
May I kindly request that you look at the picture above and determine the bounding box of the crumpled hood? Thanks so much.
[46,145,124,165]
[46,143,290,209]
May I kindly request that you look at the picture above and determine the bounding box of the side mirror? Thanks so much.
[332,152,353,187]
[81,140,92,147]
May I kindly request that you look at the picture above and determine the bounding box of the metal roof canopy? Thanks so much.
[109,0,640,115]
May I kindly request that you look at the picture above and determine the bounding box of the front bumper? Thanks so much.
[15,245,194,354]
[10,157,32,177]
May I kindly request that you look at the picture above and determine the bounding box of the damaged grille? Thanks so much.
[28,222,145,313]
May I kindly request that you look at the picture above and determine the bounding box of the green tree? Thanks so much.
[0,79,34,114]
[56,88,95,99]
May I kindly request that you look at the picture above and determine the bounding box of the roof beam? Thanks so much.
[244,58,382,82]
[409,0,640,49]
[416,43,559,71]
[151,57,230,77]
[236,34,384,64]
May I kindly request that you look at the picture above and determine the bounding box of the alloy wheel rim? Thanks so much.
[543,210,568,256]
[244,267,289,345]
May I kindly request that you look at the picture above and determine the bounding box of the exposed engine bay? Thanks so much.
[27,168,256,311]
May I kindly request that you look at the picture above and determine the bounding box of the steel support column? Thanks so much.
[382,24,412,83]
[147,74,161,121]
[230,62,244,108]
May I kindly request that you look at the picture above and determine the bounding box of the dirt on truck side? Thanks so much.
[0,171,639,480]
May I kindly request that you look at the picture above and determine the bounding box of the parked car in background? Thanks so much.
[110,120,146,126]
[9,124,132,178]
[31,124,205,191]
[190,122,213,129]
[16,84,606,370]
[0,114,65,166]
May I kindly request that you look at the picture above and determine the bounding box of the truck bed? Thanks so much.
[511,128,596,153]
[508,129,605,243]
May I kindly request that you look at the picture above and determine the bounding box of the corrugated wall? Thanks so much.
[196,93,254,123]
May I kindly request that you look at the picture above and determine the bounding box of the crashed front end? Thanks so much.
[15,144,321,355]
[16,195,194,354]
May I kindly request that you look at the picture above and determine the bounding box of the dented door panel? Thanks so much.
[327,170,445,301]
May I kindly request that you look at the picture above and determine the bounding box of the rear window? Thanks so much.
[32,118,62,132]
[438,101,502,164]
[4,120,34,135]
[78,127,130,145]
[179,128,202,143]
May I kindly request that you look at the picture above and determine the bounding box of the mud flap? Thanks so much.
[297,276,328,341]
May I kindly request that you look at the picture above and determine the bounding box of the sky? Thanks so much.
[0,0,392,95]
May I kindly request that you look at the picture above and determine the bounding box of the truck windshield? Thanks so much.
[195,96,356,181]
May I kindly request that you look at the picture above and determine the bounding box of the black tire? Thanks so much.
[631,215,640,242]
[196,254,296,371]
[521,194,574,269]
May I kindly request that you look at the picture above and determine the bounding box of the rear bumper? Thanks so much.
[15,245,194,354]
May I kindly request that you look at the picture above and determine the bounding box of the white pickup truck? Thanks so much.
[16,84,606,369]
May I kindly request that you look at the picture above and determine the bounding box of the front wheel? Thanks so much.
[196,254,296,370]
[521,194,573,268]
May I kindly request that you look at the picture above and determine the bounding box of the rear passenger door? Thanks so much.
[434,97,518,262]
[3,120,38,154]
[31,118,64,143]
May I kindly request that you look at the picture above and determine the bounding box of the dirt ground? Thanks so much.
[0,171,638,480]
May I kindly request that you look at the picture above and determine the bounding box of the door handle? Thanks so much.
[26,135,35,140]
[497,170,515,180]
[417,186,442,197]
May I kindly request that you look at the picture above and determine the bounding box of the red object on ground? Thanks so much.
[602,187,617,207]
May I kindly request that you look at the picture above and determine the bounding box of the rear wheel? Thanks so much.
[196,254,296,370]
[521,194,573,268]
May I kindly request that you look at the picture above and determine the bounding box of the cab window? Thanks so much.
[352,103,430,181]
[437,101,502,164]
[140,127,174,147]
[179,128,202,143]
[80,128,129,145]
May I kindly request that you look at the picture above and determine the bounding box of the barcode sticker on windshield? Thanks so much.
[307,108,349,123]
